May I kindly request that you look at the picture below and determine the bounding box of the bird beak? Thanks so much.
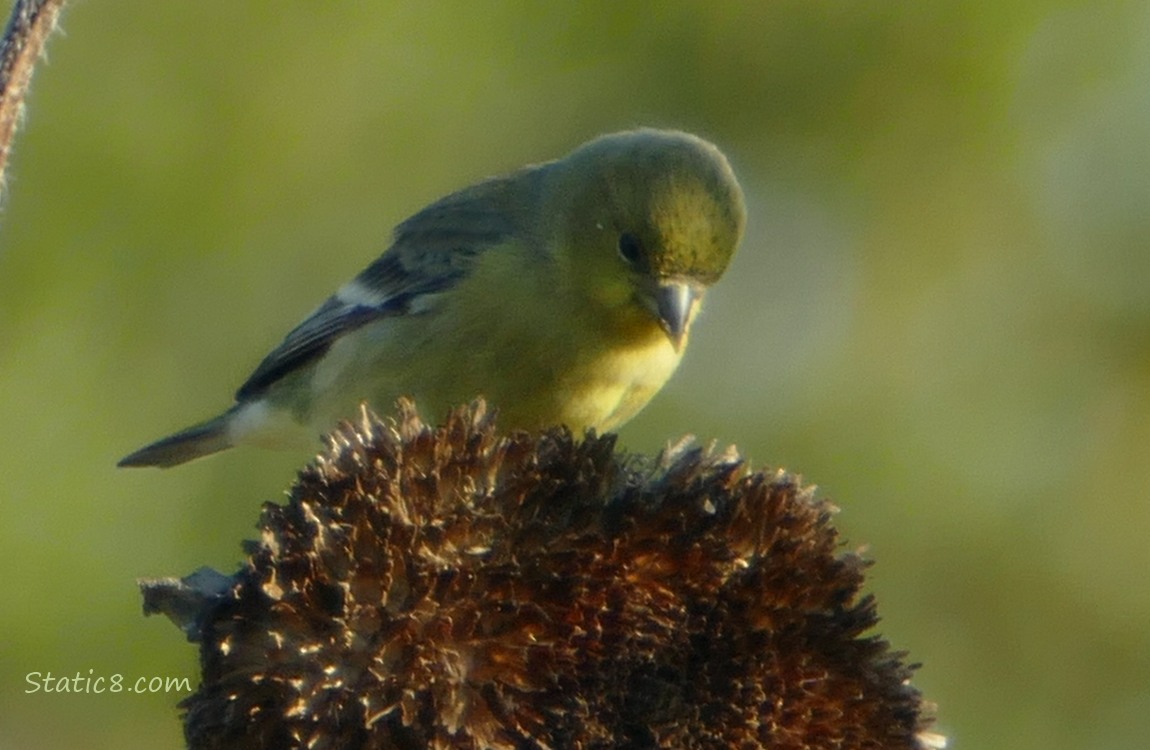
[655,281,703,352]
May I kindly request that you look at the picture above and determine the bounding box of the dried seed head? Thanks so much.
[148,400,939,749]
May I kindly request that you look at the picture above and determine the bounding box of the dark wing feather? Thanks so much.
[235,296,404,400]
[234,170,536,401]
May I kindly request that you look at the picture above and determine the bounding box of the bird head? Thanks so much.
[546,129,746,351]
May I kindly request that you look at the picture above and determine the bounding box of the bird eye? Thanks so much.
[617,233,643,265]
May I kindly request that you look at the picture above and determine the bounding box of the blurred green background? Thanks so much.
[1,1,1147,747]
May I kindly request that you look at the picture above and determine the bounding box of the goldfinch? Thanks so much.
[120,128,746,468]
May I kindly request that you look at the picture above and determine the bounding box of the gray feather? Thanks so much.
[117,412,234,468]
[233,171,534,401]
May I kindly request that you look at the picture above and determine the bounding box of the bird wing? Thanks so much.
[235,173,531,400]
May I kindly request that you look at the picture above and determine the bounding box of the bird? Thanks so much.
[119,128,746,468]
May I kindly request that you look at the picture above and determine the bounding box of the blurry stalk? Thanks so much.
[0,0,64,203]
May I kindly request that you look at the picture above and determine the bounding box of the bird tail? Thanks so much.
[118,411,235,468]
